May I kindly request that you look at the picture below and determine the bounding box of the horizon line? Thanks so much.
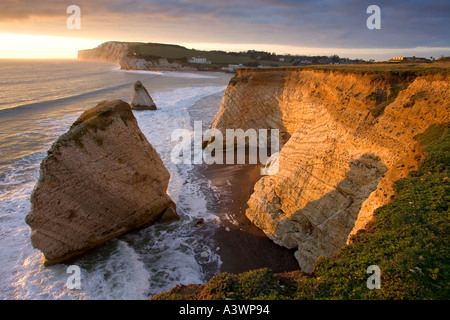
[0,33,449,61]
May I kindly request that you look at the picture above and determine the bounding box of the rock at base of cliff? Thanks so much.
[158,202,179,223]
[131,80,157,110]
[25,99,178,265]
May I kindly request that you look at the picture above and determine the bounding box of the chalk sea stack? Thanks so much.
[131,80,157,110]
[25,99,178,266]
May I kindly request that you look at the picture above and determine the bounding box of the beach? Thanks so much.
[0,60,299,299]
[188,93,300,274]
[0,61,234,299]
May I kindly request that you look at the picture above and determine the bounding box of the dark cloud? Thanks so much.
[0,0,449,49]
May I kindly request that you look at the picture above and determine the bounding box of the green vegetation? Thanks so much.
[229,74,250,86]
[255,62,450,75]
[130,43,292,68]
[71,100,134,130]
[437,56,450,63]
[113,41,450,73]
[368,82,411,117]
[126,43,368,70]
[155,122,450,300]
[403,91,428,108]
[308,122,449,300]
[54,100,134,150]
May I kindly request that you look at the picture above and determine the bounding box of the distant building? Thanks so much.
[389,56,430,63]
[188,56,211,64]
[221,64,245,72]
[318,58,332,64]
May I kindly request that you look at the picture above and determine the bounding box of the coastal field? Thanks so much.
[131,42,297,67]
[247,60,450,75]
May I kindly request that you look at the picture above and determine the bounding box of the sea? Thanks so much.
[0,59,232,299]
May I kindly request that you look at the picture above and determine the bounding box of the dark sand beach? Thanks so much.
[197,162,300,274]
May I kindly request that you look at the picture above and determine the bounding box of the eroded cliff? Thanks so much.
[211,67,450,271]
[78,41,196,71]
[26,100,178,265]
[78,41,133,63]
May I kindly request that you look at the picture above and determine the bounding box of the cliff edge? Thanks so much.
[78,41,196,71]
[78,42,134,63]
[211,66,450,271]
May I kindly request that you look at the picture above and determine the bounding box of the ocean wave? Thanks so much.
[0,75,227,299]
[1,70,117,87]
[0,82,133,115]
[114,68,218,79]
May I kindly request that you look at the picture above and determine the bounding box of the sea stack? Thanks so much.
[25,100,178,266]
[131,80,157,110]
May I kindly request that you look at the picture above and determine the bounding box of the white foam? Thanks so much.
[76,240,151,300]
[161,72,218,79]
[1,83,226,300]
[133,84,226,222]
[112,68,163,76]
[9,240,151,300]
[113,68,218,79]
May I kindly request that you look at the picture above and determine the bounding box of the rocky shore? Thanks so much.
[26,100,177,265]
[25,62,449,299]
[188,92,300,274]
[210,67,450,271]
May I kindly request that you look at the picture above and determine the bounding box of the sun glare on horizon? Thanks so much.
[1,33,449,62]
[0,33,104,59]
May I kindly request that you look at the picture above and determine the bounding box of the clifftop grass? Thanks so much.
[53,100,134,150]
[154,122,450,300]
[243,62,450,76]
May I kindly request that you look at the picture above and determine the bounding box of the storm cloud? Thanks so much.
[0,0,449,49]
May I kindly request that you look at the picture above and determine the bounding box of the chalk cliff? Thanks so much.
[120,55,195,71]
[131,80,157,110]
[78,41,196,71]
[211,68,450,271]
[78,42,133,63]
[26,100,178,265]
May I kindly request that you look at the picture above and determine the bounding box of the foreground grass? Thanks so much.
[154,123,449,300]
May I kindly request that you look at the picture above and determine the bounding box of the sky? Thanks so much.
[0,0,449,60]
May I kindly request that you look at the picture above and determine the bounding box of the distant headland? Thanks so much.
[78,41,367,72]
